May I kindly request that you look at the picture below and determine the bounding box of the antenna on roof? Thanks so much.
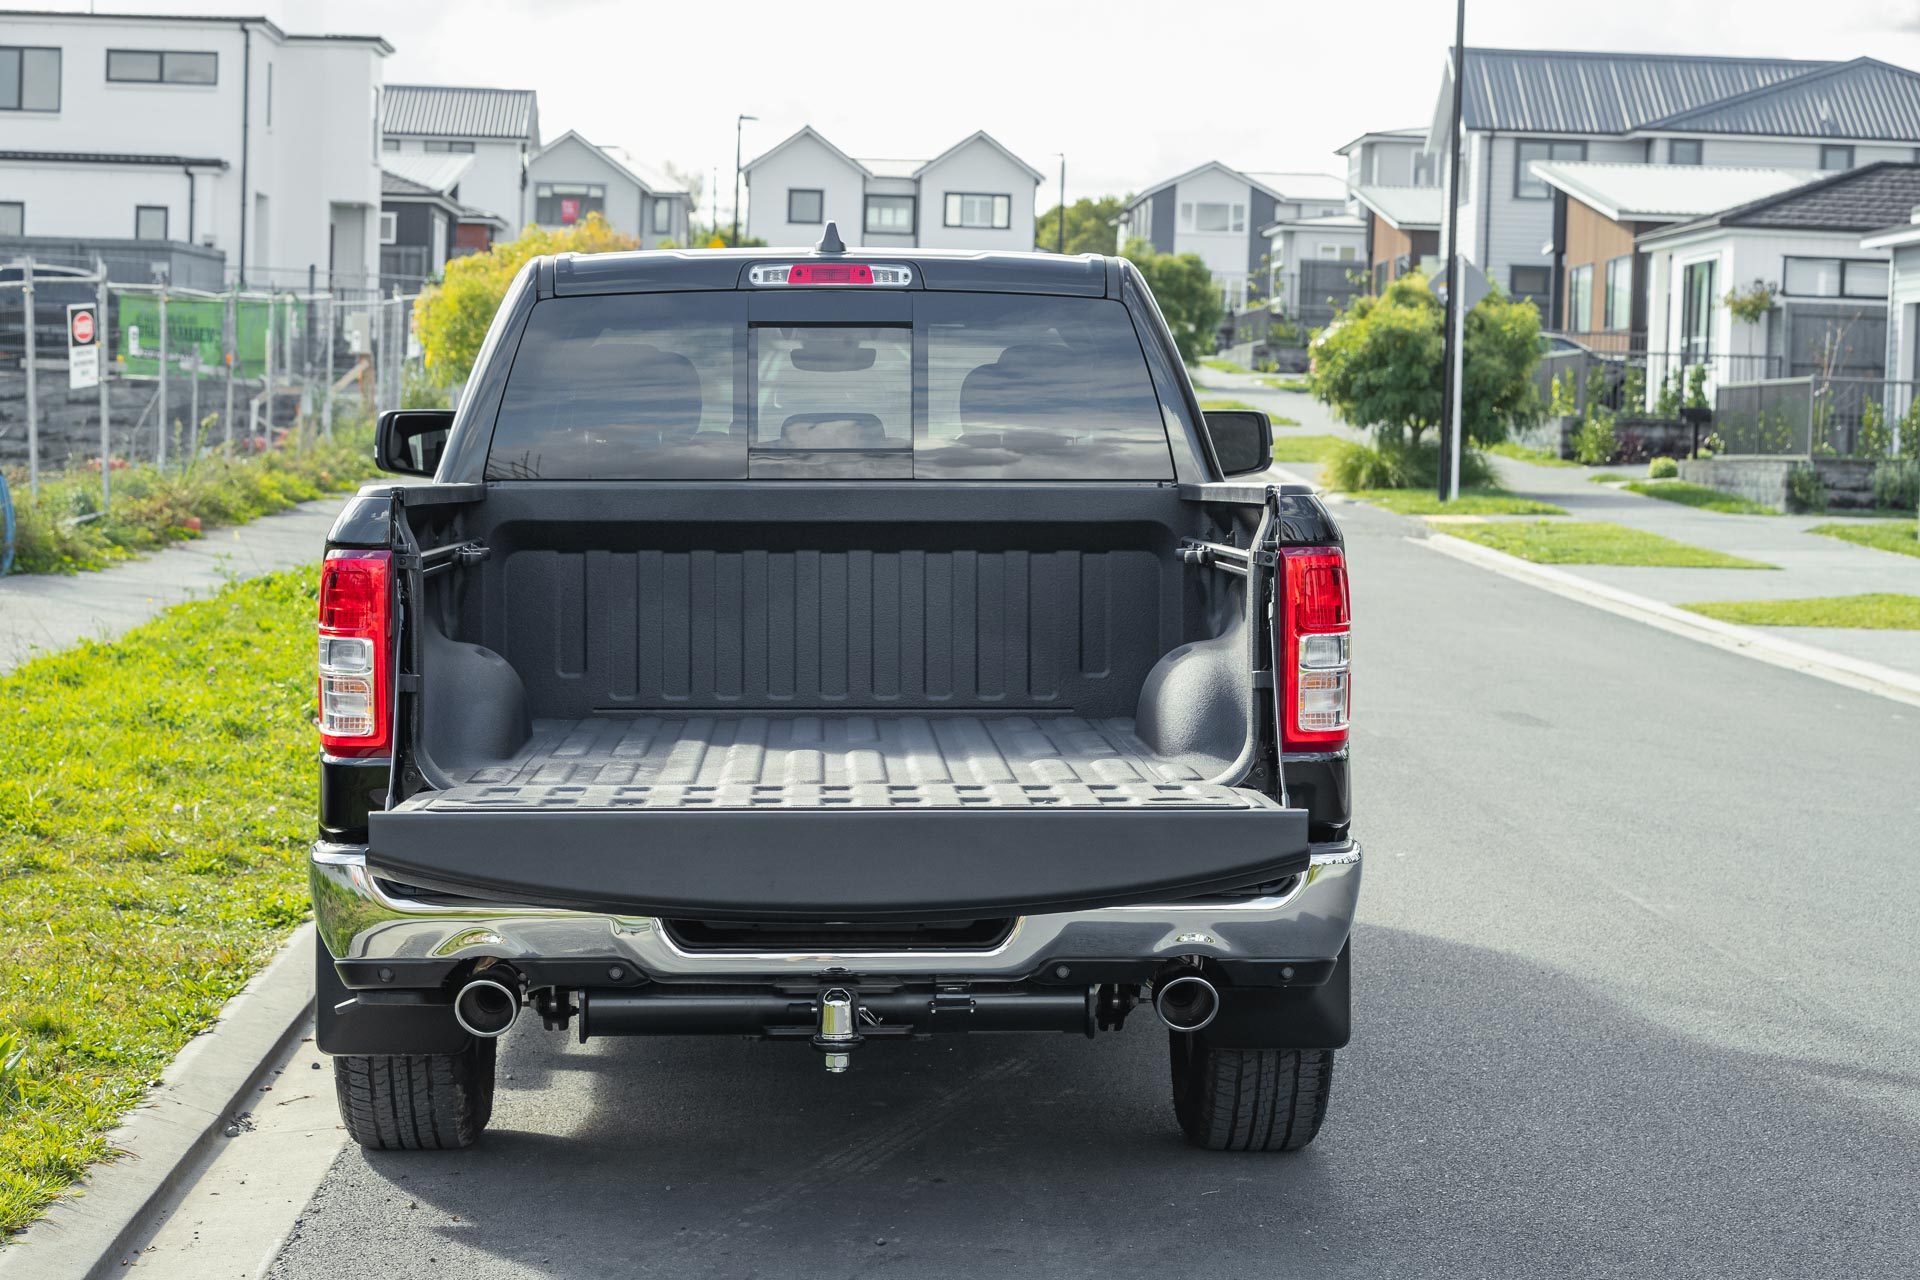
[816,221,846,254]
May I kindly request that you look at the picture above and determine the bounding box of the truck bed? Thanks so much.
[400,713,1250,812]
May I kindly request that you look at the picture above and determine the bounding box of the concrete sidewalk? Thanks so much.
[0,492,357,676]
[1485,456,1920,678]
[1186,364,1363,442]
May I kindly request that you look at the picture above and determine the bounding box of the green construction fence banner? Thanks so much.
[115,294,292,380]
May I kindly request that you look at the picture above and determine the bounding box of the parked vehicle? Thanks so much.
[312,227,1359,1153]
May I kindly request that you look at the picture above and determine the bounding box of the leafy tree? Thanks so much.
[1121,237,1224,363]
[1036,195,1127,256]
[414,212,638,387]
[686,224,768,249]
[1309,271,1541,450]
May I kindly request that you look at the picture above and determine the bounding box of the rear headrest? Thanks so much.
[549,341,703,437]
[959,344,1071,430]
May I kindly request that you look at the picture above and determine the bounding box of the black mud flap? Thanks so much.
[366,800,1310,922]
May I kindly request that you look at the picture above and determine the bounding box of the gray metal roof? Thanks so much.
[1644,161,1920,240]
[383,84,537,140]
[1642,57,1920,138]
[1458,48,1832,135]
[1352,185,1445,230]
[1530,161,1824,222]
[380,151,474,196]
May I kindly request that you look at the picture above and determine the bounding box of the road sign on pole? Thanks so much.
[68,301,101,389]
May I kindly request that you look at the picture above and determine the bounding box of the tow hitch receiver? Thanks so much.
[813,988,861,1072]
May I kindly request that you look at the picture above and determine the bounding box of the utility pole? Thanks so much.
[22,255,37,496]
[97,257,111,512]
[1057,154,1067,254]
[733,114,757,246]
[1438,0,1467,503]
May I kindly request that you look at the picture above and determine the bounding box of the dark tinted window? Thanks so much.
[486,291,1172,480]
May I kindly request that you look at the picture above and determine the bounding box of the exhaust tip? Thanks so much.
[453,977,520,1039]
[1153,974,1219,1033]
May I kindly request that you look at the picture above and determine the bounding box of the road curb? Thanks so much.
[1420,531,1920,710]
[0,925,317,1280]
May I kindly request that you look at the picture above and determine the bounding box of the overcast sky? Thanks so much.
[33,0,1920,221]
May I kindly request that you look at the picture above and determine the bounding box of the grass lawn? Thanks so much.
[1443,520,1775,568]
[1349,488,1566,516]
[1809,521,1920,559]
[1270,434,1347,464]
[1486,441,1578,468]
[1260,376,1312,392]
[1198,358,1252,375]
[1682,594,1920,629]
[1589,472,1631,484]
[1197,398,1300,427]
[0,569,317,1235]
[5,430,379,575]
[1623,479,1777,516]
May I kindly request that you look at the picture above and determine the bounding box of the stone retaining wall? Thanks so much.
[1678,457,1880,512]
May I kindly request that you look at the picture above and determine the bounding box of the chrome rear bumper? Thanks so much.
[310,839,1359,981]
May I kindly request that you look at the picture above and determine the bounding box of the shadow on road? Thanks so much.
[271,925,1920,1278]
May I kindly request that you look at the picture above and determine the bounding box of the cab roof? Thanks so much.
[544,244,1116,299]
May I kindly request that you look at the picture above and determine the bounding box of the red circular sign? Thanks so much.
[71,309,95,344]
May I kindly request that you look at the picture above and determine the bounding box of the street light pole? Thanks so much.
[1057,153,1067,254]
[733,114,757,246]
[1438,0,1467,503]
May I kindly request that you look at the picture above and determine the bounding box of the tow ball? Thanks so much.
[812,988,862,1072]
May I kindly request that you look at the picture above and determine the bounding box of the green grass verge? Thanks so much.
[1443,520,1774,568]
[1808,521,1920,559]
[1198,358,1252,375]
[1682,593,1920,629]
[1350,488,1566,516]
[1623,480,1778,516]
[1271,435,1347,464]
[1589,472,1631,484]
[1260,376,1311,392]
[0,569,317,1235]
[4,429,380,575]
[1486,441,1578,468]
[1197,399,1299,427]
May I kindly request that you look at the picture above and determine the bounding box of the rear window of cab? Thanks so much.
[484,292,1175,481]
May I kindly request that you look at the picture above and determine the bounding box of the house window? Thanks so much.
[787,188,823,224]
[1514,139,1587,198]
[652,198,672,234]
[1784,256,1890,299]
[106,49,216,84]
[0,201,22,236]
[1668,139,1702,166]
[1820,144,1854,171]
[424,139,476,153]
[944,192,1011,229]
[1,46,61,111]
[134,205,169,241]
[382,137,400,152]
[1566,263,1593,330]
[1338,245,1358,262]
[864,194,915,235]
[1183,202,1245,233]
[1509,264,1552,307]
[1604,255,1633,330]
[1412,151,1436,186]
[1681,259,1717,363]
[534,183,605,224]
[379,211,398,245]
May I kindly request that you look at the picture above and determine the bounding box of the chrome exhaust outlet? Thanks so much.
[813,987,859,1072]
[1153,974,1220,1033]
[453,976,521,1039]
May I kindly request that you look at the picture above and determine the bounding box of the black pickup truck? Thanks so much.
[311,228,1359,1153]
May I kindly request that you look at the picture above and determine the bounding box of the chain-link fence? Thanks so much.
[0,255,423,504]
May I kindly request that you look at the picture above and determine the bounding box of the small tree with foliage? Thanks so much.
[414,213,639,387]
[1122,238,1225,363]
[1037,195,1127,256]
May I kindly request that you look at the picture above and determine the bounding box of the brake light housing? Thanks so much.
[748,262,913,287]
[317,550,393,758]
[1277,546,1350,751]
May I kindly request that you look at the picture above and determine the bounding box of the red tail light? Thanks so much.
[317,550,393,758]
[1277,546,1350,751]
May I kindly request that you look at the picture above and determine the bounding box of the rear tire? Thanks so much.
[333,1040,496,1150]
[1168,1034,1333,1151]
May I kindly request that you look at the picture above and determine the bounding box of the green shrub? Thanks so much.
[1871,460,1920,512]
[1785,462,1827,514]
[1573,413,1618,466]
[1327,435,1494,491]
[1647,456,1679,479]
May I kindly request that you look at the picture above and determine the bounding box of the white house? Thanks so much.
[1336,128,1437,190]
[0,9,390,289]
[1862,208,1920,395]
[1426,49,1920,311]
[1639,163,1920,404]
[1260,211,1365,324]
[381,83,538,241]
[743,127,1042,251]
[1115,163,1348,311]
[524,130,692,248]
[379,152,506,290]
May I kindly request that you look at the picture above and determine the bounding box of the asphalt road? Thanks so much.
[260,500,1920,1279]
